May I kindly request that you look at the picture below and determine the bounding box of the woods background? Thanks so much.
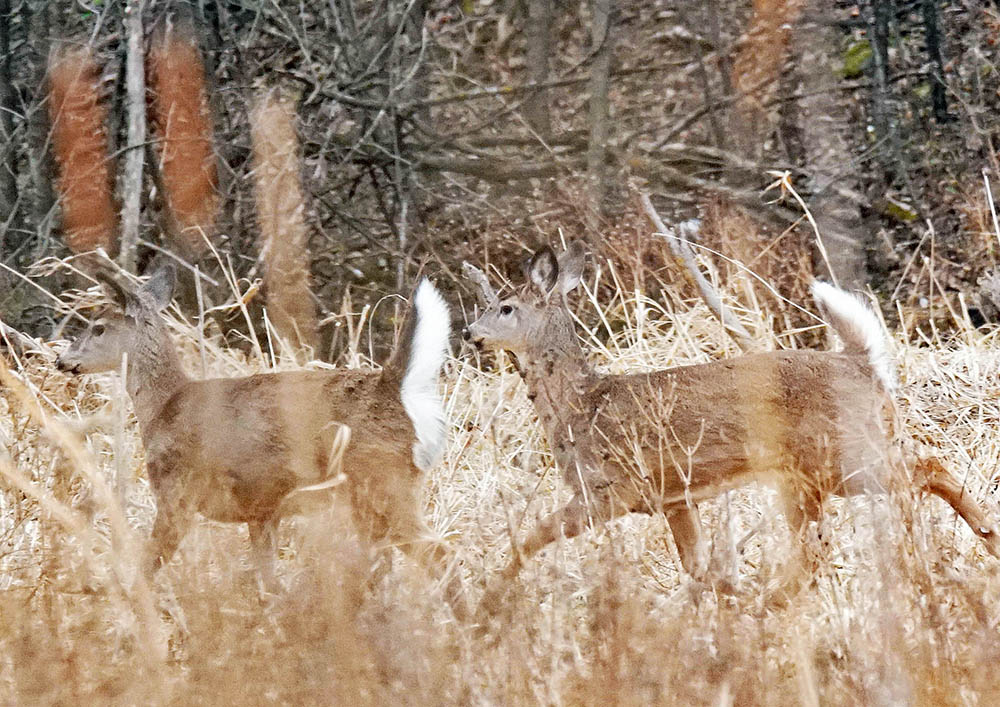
[6,3,1000,703]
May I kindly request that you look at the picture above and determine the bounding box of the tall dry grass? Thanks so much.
[2,247,1000,705]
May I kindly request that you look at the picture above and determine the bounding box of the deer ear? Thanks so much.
[462,261,497,306]
[527,247,559,295]
[96,273,137,313]
[141,265,176,312]
[557,241,585,294]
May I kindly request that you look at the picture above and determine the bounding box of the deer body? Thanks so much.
[57,270,465,615]
[521,348,887,509]
[464,244,1000,613]
[140,370,408,523]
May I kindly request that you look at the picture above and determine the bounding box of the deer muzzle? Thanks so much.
[461,327,484,350]
[55,353,81,374]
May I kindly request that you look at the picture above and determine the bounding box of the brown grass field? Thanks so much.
[3,251,1000,705]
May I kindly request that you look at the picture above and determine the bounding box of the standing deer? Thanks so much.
[57,267,466,616]
[463,242,1000,613]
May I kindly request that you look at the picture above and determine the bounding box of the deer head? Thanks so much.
[462,242,585,355]
[56,267,176,375]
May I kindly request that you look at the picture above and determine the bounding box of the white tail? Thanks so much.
[811,280,897,392]
[465,243,1000,618]
[56,270,466,617]
[401,279,451,472]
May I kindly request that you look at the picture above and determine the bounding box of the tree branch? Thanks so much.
[416,154,583,181]
[119,0,146,273]
[640,192,756,352]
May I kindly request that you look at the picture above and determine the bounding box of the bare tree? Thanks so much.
[587,0,614,227]
[792,5,868,289]
[251,90,320,355]
[524,0,554,136]
[0,0,17,267]
[119,0,145,273]
[922,0,949,123]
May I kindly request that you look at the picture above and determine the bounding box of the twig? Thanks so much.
[640,192,756,352]
[0,319,55,360]
[982,168,1000,250]
[764,170,837,288]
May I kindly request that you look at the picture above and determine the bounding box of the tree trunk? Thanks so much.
[524,0,553,136]
[586,0,614,228]
[120,0,146,273]
[792,3,868,289]
[731,0,805,161]
[393,0,428,288]
[869,0,892,150]
[27,0,55,257]
[922,0,949,123]
[251,91,319,356]
[0,0,18,263]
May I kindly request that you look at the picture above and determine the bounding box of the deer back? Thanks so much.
[142,368,414,524]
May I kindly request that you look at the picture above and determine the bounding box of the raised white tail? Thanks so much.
[811,280,897,393]
[401,279,451,471]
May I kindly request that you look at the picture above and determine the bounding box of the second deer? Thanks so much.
[57,268,466,616]
[463,242,1000,614]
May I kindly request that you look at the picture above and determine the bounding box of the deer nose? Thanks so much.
[461,328,471,342]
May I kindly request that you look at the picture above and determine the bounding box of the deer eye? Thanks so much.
[500,304,514,316]
[93,324,106,336]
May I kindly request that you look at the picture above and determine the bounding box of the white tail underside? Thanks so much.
[811,280,897,392]
[400,279,451,471]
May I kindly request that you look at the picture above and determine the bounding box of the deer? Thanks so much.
[56,266,467,618]
[462,242,1000,616]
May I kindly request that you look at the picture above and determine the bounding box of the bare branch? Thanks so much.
[639,192,756,352]
[416,154,583,181]
[119,0,146,273]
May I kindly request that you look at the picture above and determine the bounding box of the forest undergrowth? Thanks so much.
[2,244,1000,705]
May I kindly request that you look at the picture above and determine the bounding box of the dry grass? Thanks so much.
[3,250,1000,705]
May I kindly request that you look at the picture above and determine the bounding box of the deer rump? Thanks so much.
[144,369,414,525]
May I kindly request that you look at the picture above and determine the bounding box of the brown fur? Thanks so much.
[465,244,1000,617]
[47,47,117,254]
[56,273,465,617]
[250,90,319,353]
[147,27,218,257]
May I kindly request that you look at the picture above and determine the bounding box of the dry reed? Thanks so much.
[2,248,1000,705]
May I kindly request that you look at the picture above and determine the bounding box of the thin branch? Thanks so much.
[119,0,146,272]
[640,192,756,352]
[416,153,584,181]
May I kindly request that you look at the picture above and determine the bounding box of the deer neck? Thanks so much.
[124,326,190,436]
[519,335,593,442]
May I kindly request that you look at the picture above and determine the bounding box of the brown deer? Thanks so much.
[463,242,1000,614]
[57,267,466,616]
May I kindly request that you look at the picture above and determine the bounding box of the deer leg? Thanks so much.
[664,507,706,579]
[768,483,824,608]
[398,535,470,623]
[248,517,281,594]
[477,489,629,621]
[914,455,1000,558]
[146,500,195,579]
[380,482,470,622]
